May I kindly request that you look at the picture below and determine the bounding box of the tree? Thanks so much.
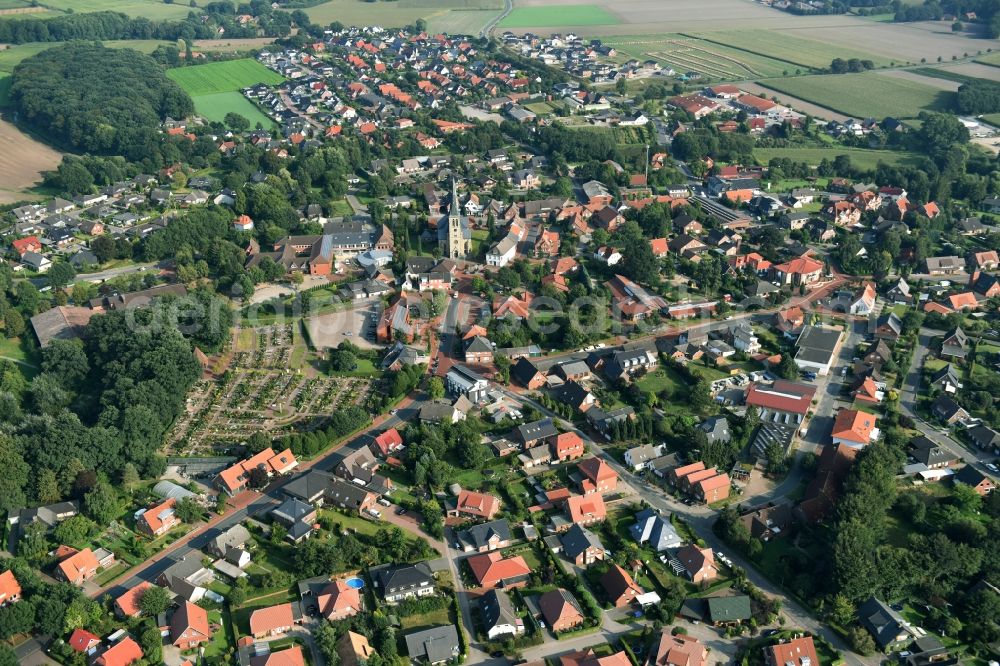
[17,522,49,561]
[951,483,983,513]
[328,346,358,373]
[428,377,445,400]
[121,463,140,494]
[35,469,61,504]
[42,339,89,388]
[90,235,116,264]
[140,626,162,664]
[138,585,171,616]
[83,481,119,526]
[52,515,96,546]
[3,310,24,340]
[0,434,28,512]
[224,111,250,131]
[47,262,76,289]
[174,497,203,523]
[775,353,798,380]
[246,432,270,455]
[247,467,269,489]
[848,626,876,655]
[0,599,34,639]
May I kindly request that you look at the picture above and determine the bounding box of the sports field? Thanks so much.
[167,59,285,96]
[754,146,920,171]
[758,72,952,119]
[600,34,799,79]
[690,30,893,70]
[21,0,193,19]
[499,4,620,27]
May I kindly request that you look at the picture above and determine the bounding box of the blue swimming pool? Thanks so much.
[346,576,365,589]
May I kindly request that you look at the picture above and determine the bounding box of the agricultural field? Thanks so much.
[305,0,501,29]
[758,71,953,119]
[17,0,194,19]
[0,118,63,203]
[689,29,893,70]
[499,4,620,28]
[974,51,1000,67]
[600,34,798,79]
[754,146,921,171]
[193,91,273,128]
[167,58,285,96]
[426,9,501,35]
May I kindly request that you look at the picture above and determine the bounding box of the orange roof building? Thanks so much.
[95,637,143,666]
[137,498,178,537]
[0,570,21,606]
[649,632,707,666]
[552,432,585,461]
[370,428,403,457]
[453,489,501,520]
[249,602,296,638]
[216,447,298,495]
[317,580,362,621]
[948,292,980,311]
[695,473,731,504]
[467,551,531,589]
[68,628,101,654]
[831,409,879,449]
[57,547,100,585]
[600,563,643,607]
[577,457,618,495]
[114,582,153,617]
[566,494,607,526]
[677,545,717,584]
[170,601,211,648]
[250,646,306,666]
[764,636,819,666]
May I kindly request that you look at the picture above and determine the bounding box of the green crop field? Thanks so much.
[426,9,501,35]
[167,58,285,96]
[691,29,894,70]
[305,0,501,29]
[754,146,920,171]
[974,51,1000,67]
[758,72,952,119]
[25,0,194,19]
[0,0,29,8]
[0,40,170,73]
[499,4,620,27]
[192,91,273,128]
[600,34,799,79]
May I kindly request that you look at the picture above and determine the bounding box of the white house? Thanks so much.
[624,444,665,471]
[486,234,517,267]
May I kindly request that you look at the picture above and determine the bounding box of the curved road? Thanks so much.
[481,0,513,38]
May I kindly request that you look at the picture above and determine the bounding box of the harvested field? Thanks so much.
[690,29,894,69]
[427,9,503,35]
[0,6,47,15]
[499,4,620,27]
[306,0,501,29]
[167,58,284,96]
[191,38,279,52]
[27,0,193,19]
[758,71,953,119]
[880,68,961,91]
[602,35,797,79]
[0,118,62,204]
[934,62,1000,82]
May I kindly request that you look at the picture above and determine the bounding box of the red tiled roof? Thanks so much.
[249,603,295,636]
[58,548,99,582]
[744,380,817,415]
[68,628,100,653]
[831,409,877,444]
[765,637,818,666]
[467,551,531,587]
[773,256,823,276]
[566,494,606,523]
[372,428,403,456]
[96,637,143,666]
[170,601,210,645]
[0,570,21,604]
[456,489,501,518]
[138,498,176,534]
[578,457,616,484]
[115,582,153,617]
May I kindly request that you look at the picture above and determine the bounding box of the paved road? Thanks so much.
[898,327,998,479]
[498,388,874,666]
[98,403,420,600]
[75,261,165,283]
[481,0,513,37]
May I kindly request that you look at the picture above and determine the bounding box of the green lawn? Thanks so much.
[499,4,620,27]
[400,606,451,632]
[203,608,235,659]
[192,91,273,128]
[691,29,895,70]
[168,58,285,96]
[754,146,920,171]
[757,72,952,119]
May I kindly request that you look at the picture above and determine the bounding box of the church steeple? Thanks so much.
[450,178,460,217]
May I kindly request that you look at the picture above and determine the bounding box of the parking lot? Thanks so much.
[306,301,382,350]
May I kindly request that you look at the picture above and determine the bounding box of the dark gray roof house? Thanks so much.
[404,625,460,664]
[909,436,957,468]
[698,416,731,443]
[858,596,911,651]
[941,327,968,360]
[559,524,605,561]
[517,417,557,445]
[967,424,1000,453]
[457,519,511,552]
[372,562,435,601]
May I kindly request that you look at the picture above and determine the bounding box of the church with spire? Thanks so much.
[438,178,472,260]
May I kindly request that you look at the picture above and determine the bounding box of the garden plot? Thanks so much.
[164,324,375,456]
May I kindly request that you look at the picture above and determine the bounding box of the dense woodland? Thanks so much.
[10,43,193,157]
